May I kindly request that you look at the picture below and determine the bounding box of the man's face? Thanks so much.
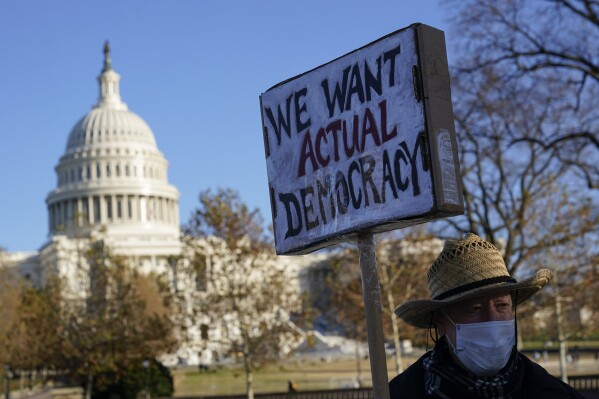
[435,293,514,347]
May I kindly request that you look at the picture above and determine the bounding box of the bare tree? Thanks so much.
[435,0,599,349]
[323,246,369,385]
[435,59,597,276]
[446,0,599,188]
[184,188,305,399]
[377,229,441,373]
[322,228,439,375]
[510,201,598,344]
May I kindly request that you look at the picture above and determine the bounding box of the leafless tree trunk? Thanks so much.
[242,331,254,399]
[378,259,402,374]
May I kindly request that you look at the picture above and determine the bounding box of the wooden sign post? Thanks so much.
[260,23,463,398]
[358,232,389,399]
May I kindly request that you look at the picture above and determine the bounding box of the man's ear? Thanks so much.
[432,310,447,336]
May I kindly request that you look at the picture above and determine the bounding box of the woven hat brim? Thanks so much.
[395,269,553,328]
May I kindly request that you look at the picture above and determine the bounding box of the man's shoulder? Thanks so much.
[519,353,585,398]
[389,354,427,399]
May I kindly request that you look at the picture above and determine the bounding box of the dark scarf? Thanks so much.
[422,337,524,399]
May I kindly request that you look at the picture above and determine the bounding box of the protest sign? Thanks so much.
[260,24,463,255]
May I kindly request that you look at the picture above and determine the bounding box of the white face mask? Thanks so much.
[445,315,516,377]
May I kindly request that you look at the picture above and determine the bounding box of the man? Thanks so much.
[389,233,584,398]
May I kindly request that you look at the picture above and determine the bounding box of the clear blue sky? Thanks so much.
[0,1,451,252]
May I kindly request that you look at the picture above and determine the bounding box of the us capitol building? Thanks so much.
[3,43,325,366]
[7,43,181,289]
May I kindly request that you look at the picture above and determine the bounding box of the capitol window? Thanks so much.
[127,196,133,219]
[93,196,100,222]
[82,199,89,223]
[56,203,62,226]
[106,196,113,220]
[117,196,123,219]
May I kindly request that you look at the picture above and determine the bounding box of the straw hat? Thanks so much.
[394,233,553,328]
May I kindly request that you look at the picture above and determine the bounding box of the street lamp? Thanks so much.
[3,364,11,399]
[142,360,150,399]
[553,270,573,384]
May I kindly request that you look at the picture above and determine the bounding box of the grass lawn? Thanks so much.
[173,345,599,397]
[522,340,599,351]
[172,356,418,397]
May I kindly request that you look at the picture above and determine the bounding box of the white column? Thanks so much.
[57,201,62,227]
[100,195,107,223]
[150,196,155,221]
[111,195,117,221]
[160,198,163,223]
[49,205,54,234]
[157,197,162,222]
[88,196,93,225]
[65,200,72,227]
[77,198,83,227]
[136,195,141,222]
[62,201,67,227]
[151,196,156,221]
[131,195,138,222]
[139,196,146,223]
[166,199,172,224]
[92,196,98,224]
[55,203,61,228]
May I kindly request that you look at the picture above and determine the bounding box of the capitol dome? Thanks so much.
[46,42,181,253]
[65,108,157,152]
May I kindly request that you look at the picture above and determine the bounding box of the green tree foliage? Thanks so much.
[91,359,173,399]
[60,241,179,397]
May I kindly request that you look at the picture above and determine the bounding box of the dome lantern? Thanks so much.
[96,41,127,111]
